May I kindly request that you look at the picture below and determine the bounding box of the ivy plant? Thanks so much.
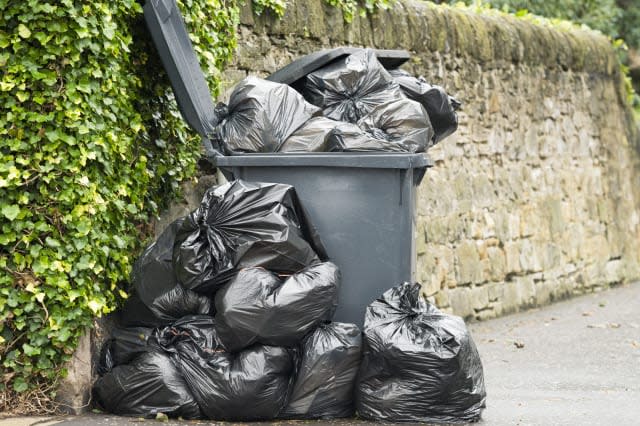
[0,0,238,410]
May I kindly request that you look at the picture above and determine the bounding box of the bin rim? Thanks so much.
[211,152,432,169]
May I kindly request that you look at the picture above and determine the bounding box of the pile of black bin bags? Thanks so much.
[213,48,461,154]
[94,179,486,422]
[94,180,362,421]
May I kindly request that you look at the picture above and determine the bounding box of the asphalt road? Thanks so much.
[469,281,640,426]
[3,281,639,426]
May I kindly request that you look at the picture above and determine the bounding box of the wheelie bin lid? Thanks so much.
[144,0,223,156]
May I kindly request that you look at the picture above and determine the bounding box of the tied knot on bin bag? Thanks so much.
[172,180,325,294]
[356,282,487,423]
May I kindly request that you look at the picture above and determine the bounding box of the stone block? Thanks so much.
[519,239,543,273]
[519,204,541,238]
[56,331,92,414]
[504,241,522,274]
[604,259,623,284]
[434,290,450,309]
[579,235,610,264]
[514,276,536,307]
[486,246,507,281]
[543,197,564,236]
[471,285,490,311]
[425,216,449,244]
[455,240,483,285]
[449,287,474,319]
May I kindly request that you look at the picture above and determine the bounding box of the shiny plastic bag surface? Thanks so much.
[304,49,404,123]
[278,117,343,152]
[215,77,320,153]
[93,351,202,419]
[356,99,433,153]
[97,327,155,375]
[356,282,486,423]
[125,218,211,325]
[281,322,362,419]
[172,180,325,294]
[215,262,340,352]
[390,69,461,144]
[153,315,294,420]
[173,331,295,421]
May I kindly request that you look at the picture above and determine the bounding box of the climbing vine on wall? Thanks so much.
[0,0,238,410]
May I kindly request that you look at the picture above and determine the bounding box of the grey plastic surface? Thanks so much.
[214,153,428,326]
[143,0,221,156]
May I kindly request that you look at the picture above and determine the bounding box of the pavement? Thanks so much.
[2,281,639,426]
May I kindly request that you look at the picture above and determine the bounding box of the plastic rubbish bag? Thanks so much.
[165,318,295,421]
[124,218,211,325]
[173,180,325,294]
[215,76,320,153]
[215,262,340,352]
[93,351,202,419]
[279,115,428,153]
[119,292,171,328]
[97,327,155,375]
[278,117,344,153]
[356,282,486,423]
[277,117,395,153]
[389,69,461,143]
[281,322,362,419]
[153,314,220,355]
[356,99,433,153]
[304,49,405,123]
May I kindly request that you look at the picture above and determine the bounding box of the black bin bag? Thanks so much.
[304,49,405,123]
[356,282,486,423]
[157,316,295,421]
[390,69,461,144]
[97,327,154,375]
[215,262,340,352]
[173,180,325,294]
[277,117,404,153]
[121,218,211,327]
[356,99,434,153]
[93,351,202,419]
[215,76,320,153]
[278,117,343,153]
[281,322,362,419]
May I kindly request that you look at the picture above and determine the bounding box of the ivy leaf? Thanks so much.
[13,377,29,393]
[22,343,41,356]
[18,24,32,39]
[45,237,61,248]
[87,299,102,314]
[1,204,20,220]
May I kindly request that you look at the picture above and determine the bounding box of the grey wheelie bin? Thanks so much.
[144,0,431,325]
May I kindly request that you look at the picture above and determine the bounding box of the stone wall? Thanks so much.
[213,0,640,320]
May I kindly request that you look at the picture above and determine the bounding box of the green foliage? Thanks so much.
[252,0,288,17]
[0,0,238,408]
[616,0,640,50]
[251,0,397,23]
[481,0,622,39]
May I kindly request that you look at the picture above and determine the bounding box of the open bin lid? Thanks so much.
[144,0,221,156]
